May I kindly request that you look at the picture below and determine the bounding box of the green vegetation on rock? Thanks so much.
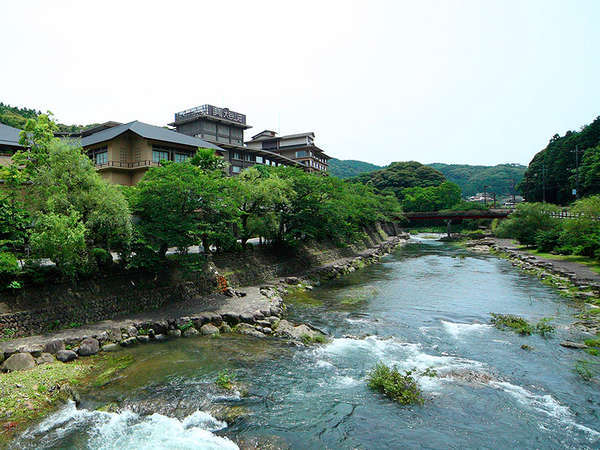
[367,363,425,406]
[490,313,555,337]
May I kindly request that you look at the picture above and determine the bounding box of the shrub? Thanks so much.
[495,203,559,246]
[490,313,533,335]
[215,369,235,390]
[535,229,561,252]
[91,248,113,270]
[367,363,424,405]
[534,318,555,337]
[0,252,19,286]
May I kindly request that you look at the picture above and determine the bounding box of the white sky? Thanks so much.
[2,0,599,166]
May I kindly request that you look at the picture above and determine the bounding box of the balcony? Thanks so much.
[94,160,161,169]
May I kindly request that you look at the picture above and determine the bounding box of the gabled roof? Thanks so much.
[246,131,315,143]
[80,120,222,150]
[0,123,25,149]
[250,129,278,140]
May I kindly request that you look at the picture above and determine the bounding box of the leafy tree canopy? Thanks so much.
[352,161,446,200]
[429,163,526,197]
[520,116,600,204]
[328,158,383,178]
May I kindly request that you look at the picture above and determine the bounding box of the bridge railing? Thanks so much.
[547,211,600,221]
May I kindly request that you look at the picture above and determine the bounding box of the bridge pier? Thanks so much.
[446,219,451,238]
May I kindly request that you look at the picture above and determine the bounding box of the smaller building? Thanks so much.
[245,130,330,173]
[80,120,222,186]
[0,123,25,167]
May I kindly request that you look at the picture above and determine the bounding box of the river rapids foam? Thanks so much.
[15,401,238,450]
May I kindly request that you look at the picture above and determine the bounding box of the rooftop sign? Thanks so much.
[174,104,246,125]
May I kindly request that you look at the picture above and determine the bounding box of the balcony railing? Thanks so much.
[95,160,161,169]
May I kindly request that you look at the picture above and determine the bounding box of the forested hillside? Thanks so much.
[429,163,526,197]
[353,161,446,198]
[520,116,600,204]
[0,102,98,133]
[328,158,382,178]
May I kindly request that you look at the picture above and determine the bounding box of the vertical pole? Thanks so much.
[483,186,487,207]
[575,144,580,199]
[542,163,546,203]
[446,219,451,238]
[493,192,496,208]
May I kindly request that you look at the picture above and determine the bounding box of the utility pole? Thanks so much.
[510,178,516,204]
[493,192,496,208]
[483,185,489,207]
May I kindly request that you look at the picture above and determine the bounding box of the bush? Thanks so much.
[535,229,561,252]
[215,369,236,390]
[490,313,533,335]
[367,363,424,405]
[0,252,20,287]
[91,248,113,270]
[495,203,559,246]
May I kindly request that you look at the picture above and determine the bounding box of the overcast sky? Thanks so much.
[2,0,598,166]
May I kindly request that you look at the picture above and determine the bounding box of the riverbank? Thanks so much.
[0,232,409,443]
[464,236,600,339]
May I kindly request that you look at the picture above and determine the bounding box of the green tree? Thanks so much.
[401,182,461,212]
[29,211,88,279]
[190,147,228,172]
[495,202,559,246]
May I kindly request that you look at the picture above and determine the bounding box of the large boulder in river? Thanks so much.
[274,320,324,343]
[1,352,36,372]
[78,338,100,356]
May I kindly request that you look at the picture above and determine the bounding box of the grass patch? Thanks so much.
[490,313,533,335]
[0,361,94,443]
[300,333,327,345]
[490,313,555,337]
[215,369,236,390]
[177,321,194,332]
[367,363,425,406]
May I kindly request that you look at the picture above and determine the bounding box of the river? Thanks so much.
[11,235,600,449]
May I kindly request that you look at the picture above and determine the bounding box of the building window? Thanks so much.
[95,150,108,165]
[232,152,241,160]
[244,153,253,161]
[256,156,263,164]
[175,153,189,162]
[232,165,241,173]
[153,150,169,163]
[295,150,309,158]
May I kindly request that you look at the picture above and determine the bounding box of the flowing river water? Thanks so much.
[11,235,600,449]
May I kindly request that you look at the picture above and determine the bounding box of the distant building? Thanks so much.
[79,120,222,185]
[0,123,25,167]
[245,130,330,173]
[170,104,302,175]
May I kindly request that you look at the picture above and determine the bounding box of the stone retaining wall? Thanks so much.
[0,222,403,338]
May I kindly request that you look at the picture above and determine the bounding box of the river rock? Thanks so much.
[35,353,56,365]
[18,344,43,358]
[167,329,182,338]
[274,320,321,342]
[137,335,151,344]
[57,350,78,362]
[102,343,120,352]
[126,326,138,337]
[200,324,219,336]
[235,323,265,338]
[240,312,255,324]
[44,339,65,355]
[106,328,122,342]
[183,327,199,337]
[0,352,4,365]
[154,334,168,342]
[120,337,138,347]
[1,352,36,371]
[560,340,588,349]
[220,324,232,333]
[285,276,299,285]
[222,312,240,325]
[78,338,100,356]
